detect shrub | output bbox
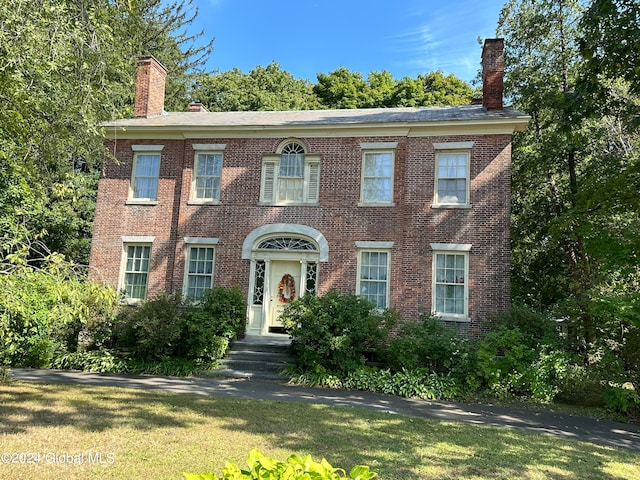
[182,286,246,360]
[0,269,118,367]
[114,292,186,361]
[476,324,572,402]
[281,290,397,375]
[602,385,640,417]
[384,314,477,386]
[183,448,376,480]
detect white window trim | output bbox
[431,243,472,322]
[356,243,392,310]
[119,240,154,305]
[359,143,397,207]
[259,149,321,206]
[190,147,225,204]
[183,239,217,299]
[433,142,473,209]
[128,145,164,204]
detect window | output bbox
[130,145,163,202]
[122,244,151,301]
[183,238,218,300]
[260,141,320,205]
[433,142,473,207]
[191,144,225,203]
[185,246,215,299]
[431,243,471,321]
[360,143,396,205]
[356,242,393,309]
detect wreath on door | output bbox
[278,274,296,303]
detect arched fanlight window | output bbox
[257,237,318,251]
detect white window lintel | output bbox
[356,241,394,249]
[360,142,398,150]
[185,237,219,245]
[122,235,155,243]
[192,144,226,151]
[430,243,472,252]
[433,141,474,150]
[132,144,164,152]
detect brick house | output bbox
[89,39,528,337]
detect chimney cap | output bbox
[137,55,168,74]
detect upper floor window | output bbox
[360,142,396,206]
[260,140,320,205]
[433,142,473,208]
[191,144,225,203]
[130,145,163,203]
[431,243,471,321]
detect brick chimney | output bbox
[188,102,209,113]
[481,38,504,111]
[134,56,167,118]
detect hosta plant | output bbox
[184,448,376,480]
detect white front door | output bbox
[268,260,301,330]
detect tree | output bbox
[0,0,213,265]
[192,62,319,111]
[499,0,640,392]
[313,67,370,109]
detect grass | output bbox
[1,382,639,480]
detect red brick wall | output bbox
[89,133,512,335]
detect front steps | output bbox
[216,335,295,381]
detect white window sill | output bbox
[358,202,396,207]
[431,204,472,210]
[257,202,319,207]
[121,298,144,306]
[187,200,221,206]
[126,200,158,206]
[434,313,470,322]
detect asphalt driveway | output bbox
[7,367,640,452]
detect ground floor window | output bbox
[431,243,471,320]
[123,244,151,301]
[185,246,215,299]
[357,249,390,309]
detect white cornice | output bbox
[102,117,528,140]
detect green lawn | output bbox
[1,382,638,479]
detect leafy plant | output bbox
[384,313,476,386]
[184,448,376,480]
[281,290,397,375]
[182,286,246,360]
[52,349,128,374]
[0,263,118,367]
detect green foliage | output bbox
[192,62,320,112]
[118,293,186,361]
[476,326,572,402]
[0,256,119,367]
[281,290,397,376]
[384,314,476,386]
[184,448,376,480]
[0,0,213,265]
[602,385,640,417]
[127,357,209,377]
[112,288,244,363]
[51,349,128,374]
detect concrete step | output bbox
[216,335,296,381]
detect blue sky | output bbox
[190,0,507,84]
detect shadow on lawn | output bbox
[0,382,635,479]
